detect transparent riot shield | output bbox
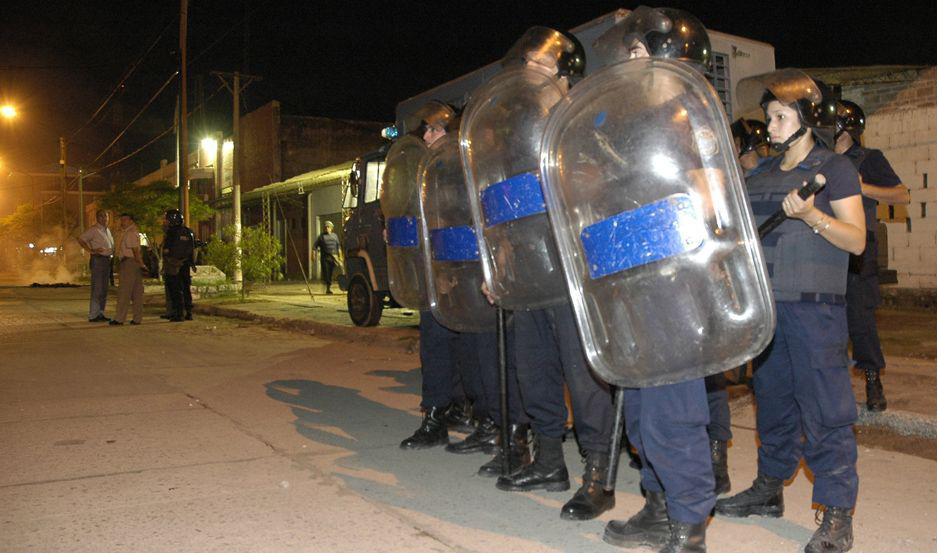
[460,66,570,310]
[540,58,775,387]
[380,135,430,310]
[420,134,497,332]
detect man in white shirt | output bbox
[110,213,146,326]
[77,210,114,322]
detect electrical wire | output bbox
[83,83,225,178]
[69,20,174,141]
[86,71,179,169]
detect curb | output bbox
[856,404,937,439]
[192,303,420,353]
[728,385,937,440]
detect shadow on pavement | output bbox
[265,378,619,550]
[367,368,422,397]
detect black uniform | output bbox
[163,225,196,320]
[843,144,901,375]
[313,231,341,291]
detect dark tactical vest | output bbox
[747,148,849,303]
[843,146,877,275]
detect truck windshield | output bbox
[364,160,386,203]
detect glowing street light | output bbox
[0,105,16,119]
[200,136,218,167]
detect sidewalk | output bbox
[192,282,937,445]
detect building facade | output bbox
[811,66,937,289]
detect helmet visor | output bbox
[736,68,823,118]
[593,6,672,67]
[502,26,576,72]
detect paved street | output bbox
[3,284,937,552]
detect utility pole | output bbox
[59,136,67,230]
[212,70,261,286]
[178,0,190,223]
[213,130,223,233]
[78,169,85,233]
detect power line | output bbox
[70,20,174,141]
[87,71,179,169]
[187,4,264,70]
[84,83,225,178]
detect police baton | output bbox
[757,175,826,238]
[605,386,626,492]
[497,307,511,476]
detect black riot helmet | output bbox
[593,6,712,73]
[410,100,457,138]
[737,69,838,152]
[165,208,184,227]
[502,26,586,78]
[836,99,866,141]
[731,119,769,154]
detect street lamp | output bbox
[0,105,16,119]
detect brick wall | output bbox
[845,71,937,288]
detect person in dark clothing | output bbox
[715,70,865,553]
[834,100,909,412]
[313,221,341,294]
[162,209,196,322]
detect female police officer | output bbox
[715,70,866,553]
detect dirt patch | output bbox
[854,425,937,463]
[193,303,419,353]
[876,309,937,361]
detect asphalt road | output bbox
[3,285,937,552]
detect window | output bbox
[709,52,731,120]
[364,160,386,203]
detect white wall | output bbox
[709,31,776,121]
[863,107,937,288]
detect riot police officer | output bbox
[581,8,721,551]
[398,102,482,450]
[834,100,908,412]
[715,70,866,553]
[162,209,196,322]
[463,27,616,521]
[731,118,769,171]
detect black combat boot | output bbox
[445,399,477,433]
[710,440,730,495]
[805,506,853,553]
[864,369,887,412]
[660,520,707,553]
[561,451,616,520]
[496,434,569,492]
[184,311,193,321]
[714,473,784,518]
[604,490,670,548]
[446,416,499,454]
[479,423,531,477]
[399,406,449,450]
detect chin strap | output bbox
[770,126,807,153]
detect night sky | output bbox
[2,0,936,183]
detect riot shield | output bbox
[381,134,430,310]
[539,58,775,387]
[420,134,497,332]
[460,65,570,310]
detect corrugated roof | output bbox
[804,65,929,85]
[240,160,354,202]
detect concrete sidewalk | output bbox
[194,282,937,443]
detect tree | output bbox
[99,180,212,250]
[0,203,42,245]
[202,224,284,300]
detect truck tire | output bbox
[347,274,383,326]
